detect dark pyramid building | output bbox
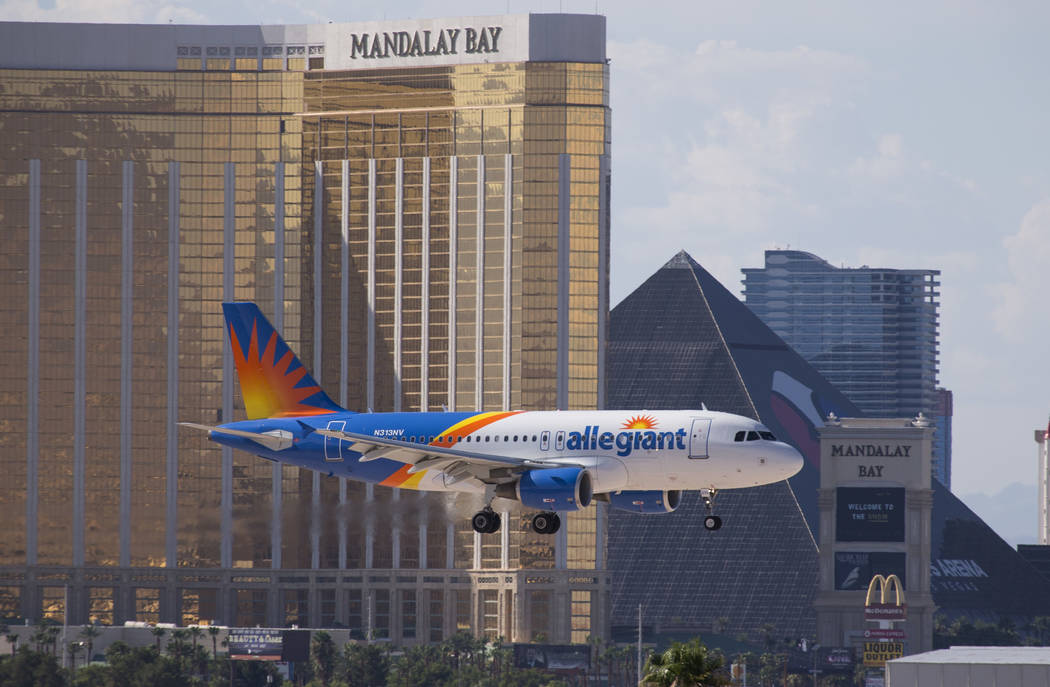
[607,250,1050,641]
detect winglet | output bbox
[222,302,343,419]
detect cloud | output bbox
[848,132,979,197]
[993,198,1050,341]
[609,39,866,301]
[0,0,206,23]
[849,133,906,181]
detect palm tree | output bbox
[68,641,83,671]
[311,630,336,687]
[189,625,203,651]
[80,625,101,663]
[642,637,729,687]
[758,623,778,653]
[151,626,166,652]
[207,625,221,657]
[43,625,60,656]
[6,633,18,655]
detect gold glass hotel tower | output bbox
[0,15,610,643]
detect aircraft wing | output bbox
[313,427,573,487]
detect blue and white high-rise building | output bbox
[742,250,949,482]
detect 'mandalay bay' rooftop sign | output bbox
[350,26,504,59]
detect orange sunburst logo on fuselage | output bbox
[622,414,658,430]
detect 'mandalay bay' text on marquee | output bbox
[350,26,503,59]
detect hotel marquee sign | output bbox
[350,26,503,60]
[830,444,912,458]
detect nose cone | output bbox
[774,442,806,480]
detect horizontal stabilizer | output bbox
[179,422,293,451]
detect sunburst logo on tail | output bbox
[622,414,658,430]
[229,320,334,419]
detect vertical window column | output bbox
[27,159,40,569]
[502,153,512,412]
[272,161,285,569]
[474,155,485,411]
[556,153,570,411]
[340,160,349,407]
[221,162,234,570]
[420,158,431,410]
[447,156,457,411]
[120,160,134,569]
[312,159,324,573]
[73,159,86,568]
[392,489,401,569]
[166,161,180,568]
[339,159,350,570]
[367,158,376,412]
[597,154,610,411]
[394,158,403,411]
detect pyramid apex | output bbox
[663,250,698,269]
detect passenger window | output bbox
[746,431,760,441]
[485,436,490,442]
[734,431,746,442]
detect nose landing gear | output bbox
[700,488,722,531]
[530,511,561,535]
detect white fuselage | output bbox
[398,409,804,495]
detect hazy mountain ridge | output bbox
[959,482,1038,548]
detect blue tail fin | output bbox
[222,302,343,419]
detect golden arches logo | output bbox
[865,574,905,607]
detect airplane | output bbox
[181,302,804,535]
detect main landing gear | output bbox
[470,508,562,535]
[471,507,501,534]
[530,511,561,535]
[700,488,722,531]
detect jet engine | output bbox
[496,467,593,511]
[606,489,682,514]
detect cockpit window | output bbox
[746,431,760,441]
[759,431,776,441]
[734,431,746,442]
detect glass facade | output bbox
[742,250,941,419]
[0,16,609,643]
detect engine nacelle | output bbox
[606,489,682,514]
[497,467,593,512]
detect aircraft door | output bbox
[688,418,711,459]
[540,431,550,451]
[555,431,565,451]
[324,419,345,462]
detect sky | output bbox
[3,0,1048,544]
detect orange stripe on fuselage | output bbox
[379,464,428,490]
[431,410,523,444]
[381,411,522,489]
[380,464,414,488]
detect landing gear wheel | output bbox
[531,511,561,535]
[471,508,501,534]
[700,488,721,531]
